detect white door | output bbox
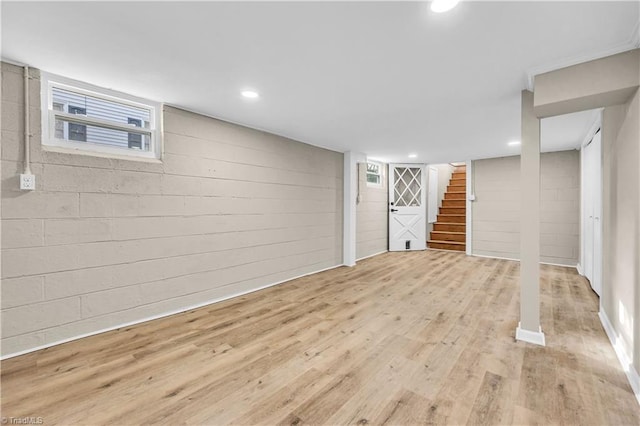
[428,166,438,224]
[591,130,603,296]
[582,129,602,296]
[583,139,594,283]
[389,164,427,251]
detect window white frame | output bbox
[41,72,162,160]
[366,161,383,187]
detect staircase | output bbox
[428,164,466,252]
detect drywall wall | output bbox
[355,163,388,260]
[602,89,640,369]
[426,163,454,237]
[472,150,579,266]
[0,63,344,356]
[534,49,640,117]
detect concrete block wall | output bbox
[356,163,388,260]
[472,150,580,265]
[0,63,344,356]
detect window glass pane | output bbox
[367,174,380,184]
[394,167,421,207]
[52,86,150,127]
[68,122,87,142]
[67,105,87,141]
[54,118,150,151]
[51,86,152,151]
[408,168,422,206]
[394,168,407,206]
[128,118,143,149]
[53,102,64,138]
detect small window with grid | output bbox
[366,162,383,187]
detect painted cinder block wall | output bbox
[471,150,580,266]
[355,162,388,260]
[0,63,344,357]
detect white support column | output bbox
[343,151,366,267]
[516,90,546,346]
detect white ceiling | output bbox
[2,1,638,164]
[541,109,600,153]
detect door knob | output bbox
[390,209,398,212]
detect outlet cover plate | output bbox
[20,174,36,191]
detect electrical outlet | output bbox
[20,174,36,191]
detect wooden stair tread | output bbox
[428,240,465,246]
[431,166,468,250]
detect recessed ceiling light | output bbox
[241,90,259,99]
[408,153,418,158]
[431,0,460,13]
[508,141,521,146]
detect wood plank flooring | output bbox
[2,251,639,425]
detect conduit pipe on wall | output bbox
[23,65,31,174]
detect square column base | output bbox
[516,322,546,346]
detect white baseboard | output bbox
[471,253,577,269]
[1,263,343,360]
[599,309,640,404]
[515,322,546,346]
[356,250,388,262]
[576,262,584,276]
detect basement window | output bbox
[41,73,161,160]
[366,161,383,187]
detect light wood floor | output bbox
[2,251,639,425]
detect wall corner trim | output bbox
[599,309,640,405]
[343,151,367,267]
[515,322,546,346]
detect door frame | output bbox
[579,111,603,297]
[388,163,427,251]
[427,166,439,224]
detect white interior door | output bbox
[428,166,438,224]
[389,164,427,251]
[582,129,602,296]
[583,140,594,283]
[591,130,603,296]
